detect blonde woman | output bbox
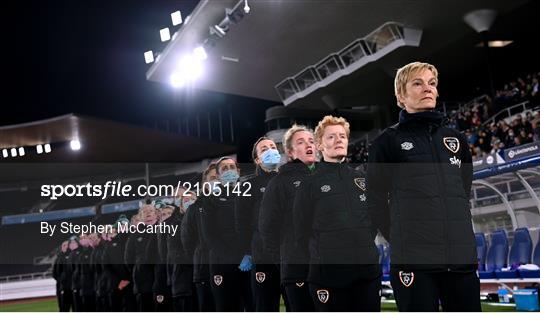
[367,62,478,311]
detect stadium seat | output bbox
[495,228,533,278]
[519,235,540,278]
[475,232,488,271]
[479,230,509,279]
[381,245,390,281]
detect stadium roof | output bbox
[146,0,533,109]
[0,114,236,163]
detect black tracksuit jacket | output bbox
[102,233,130,293]
[235,169,278,267]
[367,110,476,272]
[259,159,313,284]
[69,249,82,292]
[124,231,158,294]
[159,210,193,297]
[200,191,242,266]
[181,197,211,283]
[293,160,380,288]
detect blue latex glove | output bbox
[239,255,253,272]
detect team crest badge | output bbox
[401,142,414,150]
[443,137,460,153]
[354,178,366,191]
[293,180,301,187]
[399,271,414,287]
[255,272,266,283]
[214,275,223,286]
[156,295,164,303]
[295,282,304,287]
[317,289,330,303]
[321,185,331,192]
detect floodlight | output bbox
[171,11,182,26]
[160,28,171,42]
[70,140,81,151]
[144,51,154,64]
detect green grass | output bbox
[0,298,517,312]
[0,299,58,312]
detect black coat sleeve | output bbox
[292,179,314,255]
[234,187,256,255]
[199,199,234,255]
[459,132,473,197]
[366,131,394,240]
[181,205,198,261]
[124,234,135,272]
[258,178,283,261]
[52,252,61,281]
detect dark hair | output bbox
[202,163,217,183]
[215,157,238,174]
[251,137,277,176]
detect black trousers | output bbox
[81,294,96,312]
[195,281,215,312]
[95,295,108,312]
[209,264,253,312]
[251,265,281,312]
[108,289,123,312]
[283,281,315,312]
[309,276,381,312]
[172,295,193,311]
[71,289,83,312]
[136,292,154,312]
[123,285,137,312]
[58,289,73,312]
[390,269,481,312]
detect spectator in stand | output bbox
[533,120,540,142]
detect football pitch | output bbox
[0,298,517,312]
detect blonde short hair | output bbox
[394,62,438,109]
[314,115,350,144]
[282,124,313,160]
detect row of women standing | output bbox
[53,61,481,312]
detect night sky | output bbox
[3,0,278,161]
[3,1,539,161]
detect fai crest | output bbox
[255,272,266,283]
[443,137,460,153]
[399,271,414,287]
[354,178,366,191]
[213,275,223,286]
[317,289,330,304]
[156,295,164,303]
[295,282,304,287]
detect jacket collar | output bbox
[399,109,443,126]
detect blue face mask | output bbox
[174,198,181,207]
[208,180,221,193]
[260,148,281,170]
[220,170,239,185]
[183,199,195,210]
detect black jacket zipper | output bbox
[428,124,450,271]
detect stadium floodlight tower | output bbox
[463,9,497,99]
